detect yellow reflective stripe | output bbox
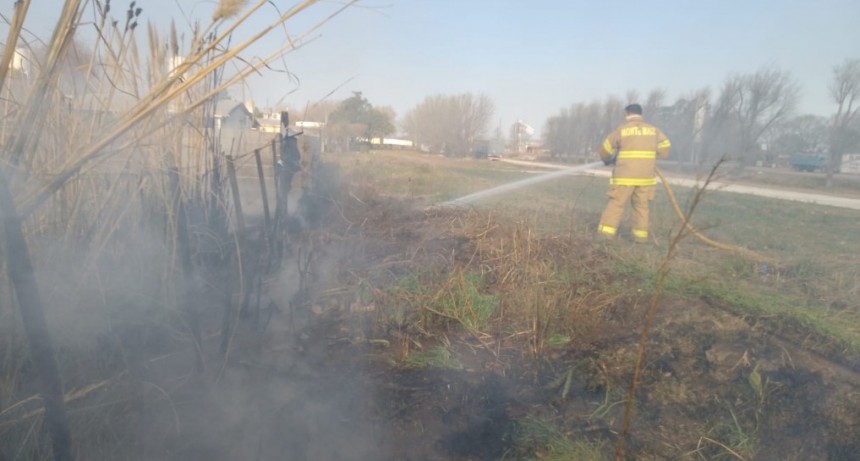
[602,139,613,153]
[598,225,617,235]
[610,177,658,186]
[657,139,671,148]
[617,150,656,159]
[632,229,648,239]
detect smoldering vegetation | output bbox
[0,2,367,460]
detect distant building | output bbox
[256,112,282,133]
[214,99,257,131]
[843,153,860,175]
[370,137,413,149]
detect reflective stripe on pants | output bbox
[598,185,656,238]
[598,224,617,236]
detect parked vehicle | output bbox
[789,153,827,172]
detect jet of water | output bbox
[439,161,605,207]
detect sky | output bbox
[6,0,860,136]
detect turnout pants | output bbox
[597,185,656,241]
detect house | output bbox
[215,99,257,131]
[256,112,283,134]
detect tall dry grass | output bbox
[0,1,357,459]
[345,202,622,363]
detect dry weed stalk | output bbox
[613,162,724,461]
[0,0,30,95]
[467,217,617,357]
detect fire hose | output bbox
[655,167,778,266]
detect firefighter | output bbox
[596,104,671,242]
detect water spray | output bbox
[438,161,605,207]
[435,160,776,265]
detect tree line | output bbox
[311,59,859,183]
[544,60,860,184]
[318,91,495,156]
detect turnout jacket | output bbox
[598,114,671,186]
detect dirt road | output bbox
[500,159,860,211]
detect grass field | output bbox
[332,150,860,349]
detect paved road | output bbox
[499,159,860,211]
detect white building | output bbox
[842,153,860,175]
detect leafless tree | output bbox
[402,93,494,156]
[643,88,666,118]
[767,114,829,160]
[619,88,665,117]
[654,89,710,166]
[709,66,798,170]
[544,93,671,163]
[543,100,602,162]
[601,95,625,136]
[455,93,494,155]
[827,58,860,186]
[625,89,640,106]
[402,94,457,152]
[301,99,338,122]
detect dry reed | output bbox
[0,1,360,458]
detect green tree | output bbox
[329,91,394,141]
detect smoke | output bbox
[0,162,392,460]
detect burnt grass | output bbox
[285,191,860,461]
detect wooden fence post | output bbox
[271,139,279,200]
[254,148,271,233]
[167,164,203,371]
[225,155,245,233]
[220,155,245,358]
[0,168,74,461]
[271,138,284,264]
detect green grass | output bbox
[436,272,498,331]
[514,417,608,461]
[608,256,860,361]
[337,150,532,201]
[401,344,464,370]
[677,277,860,356]
[379,270,498,333]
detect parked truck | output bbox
[789,153,828,172]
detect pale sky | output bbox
[6,1,860,135]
